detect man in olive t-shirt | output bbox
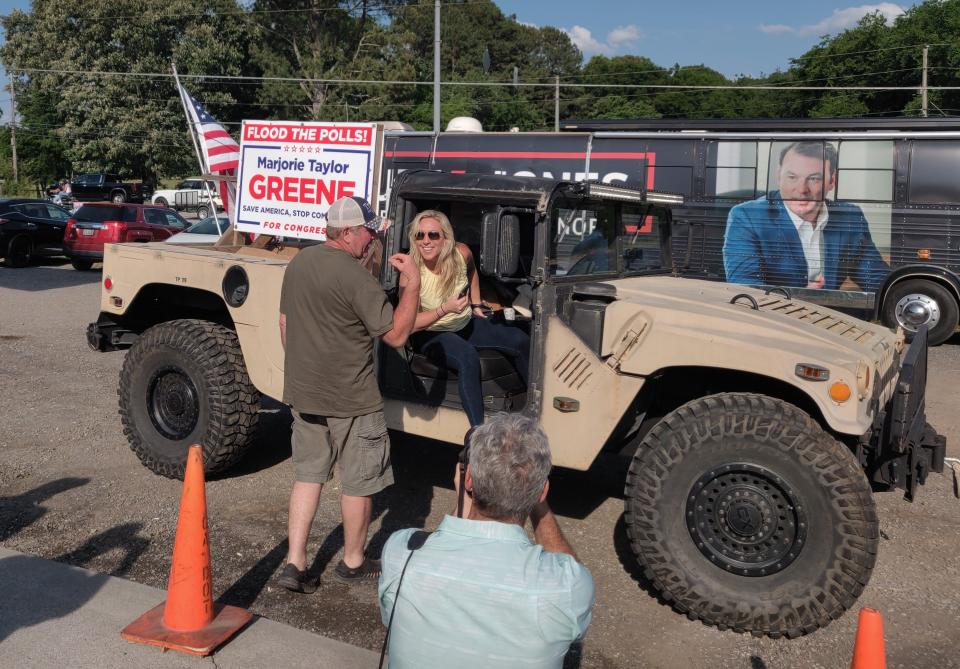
[277,196,421,592]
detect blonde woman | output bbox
[399,210,530,426]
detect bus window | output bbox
[648,166,693,197]
[706,141,758,199]
[909,141,960,204]
[767,140,837,203]
[551,205,614,277]
[836,141,894,202]
[620,209,665,272]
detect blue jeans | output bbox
[411,316,530,426]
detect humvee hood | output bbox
[605,276,898,369]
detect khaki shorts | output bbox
[290,409,394,496]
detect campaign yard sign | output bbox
[235,121,379,240]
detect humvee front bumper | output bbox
[865,325,946,501]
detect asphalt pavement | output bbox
[2,260,959,669]
[0,546,378,669]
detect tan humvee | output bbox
[88,170,945,638]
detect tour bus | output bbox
[380,117,960,345]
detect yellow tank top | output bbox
[419,251,471,332]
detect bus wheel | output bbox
[882,279,959,346]
[624,393,878,638]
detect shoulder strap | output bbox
[407,529,431,551]
[379,530,432,669]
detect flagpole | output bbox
[172,62,224,233]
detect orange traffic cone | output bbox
[121,445,252,656]
[850,607,887,669]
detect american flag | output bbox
[177,84,239,217]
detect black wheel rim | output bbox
[147,366,200,440]
[686,463,807,577]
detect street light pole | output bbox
[433,0,441,133]
[9,77,18,184]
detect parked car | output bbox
[152,178,222,218]
[0,199,72,268]
[63,203,189,270]
[71,173,152,204]
[165,215,230,244]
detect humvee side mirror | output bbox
[481,210,520,278]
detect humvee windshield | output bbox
[549,198,670,277]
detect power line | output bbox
[12,66,960,91]
[4,1,492,23]
[788,41,958,62]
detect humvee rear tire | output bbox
[624,393,878,638]
[118,319,260,479]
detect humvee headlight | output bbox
[795,363,829,381]
[829,381,852,403]
[856,363,871,396]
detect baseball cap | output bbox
[326,196,383,233]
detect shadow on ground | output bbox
[0,521,150,643]
[0,264,101,292]
[0,477,90,541]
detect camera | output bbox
[456,427,476,517]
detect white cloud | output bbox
[564,24,643,55]
[759,23,795,35]
[758,3,905,37]
[608,24,643,46]
[565,25,610,54]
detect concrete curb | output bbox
[0,547,378,668]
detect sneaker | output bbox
[334,557,381,583]
[276,563,319,594]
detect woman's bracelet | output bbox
[436,306,445,318]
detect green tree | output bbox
[249,1,418,122]
[386,0,581,130]
[1,0,257,182]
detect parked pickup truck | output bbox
[71,173,152,204]
[151,177,222,218]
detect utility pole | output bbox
[921,44,929,118]
[433,0,441,133]
[554,76,560,132]
[9,77,18,183]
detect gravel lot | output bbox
[1,259,958,669]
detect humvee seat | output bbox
[407,346,527,412]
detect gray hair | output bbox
[325,224,363,241]
[468,413,552,523]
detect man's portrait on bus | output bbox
[722,141,889,293]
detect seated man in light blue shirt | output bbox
[378,414,595,669]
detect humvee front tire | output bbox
[624,393,877,638]
[118,319,260,479]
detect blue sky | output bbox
[496,1,912,77]
[0,0,918,123]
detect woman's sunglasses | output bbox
[415,231,443,241]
